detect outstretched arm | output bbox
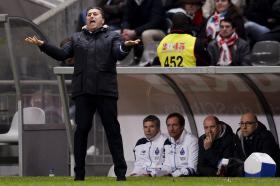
[113,35,141,60]
[124,39,141,46]
[25,35,73,61]
[25,36,44,46]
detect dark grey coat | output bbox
[40,27,130,98]
[207,38,251,66]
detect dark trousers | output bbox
[74,94,127,178]
[133,41,144,59]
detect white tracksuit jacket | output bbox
[131,132,167,176]
[156,129,198,177]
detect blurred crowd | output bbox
[73,0,280,67]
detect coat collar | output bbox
[169,129,187,145]
[82,25,108,35]
[147,132,162,142]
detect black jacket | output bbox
[122,0,167,35]
[236,122,280,176]
[198,122,237,176]
[244,0,276,28]
[40,27,130,98]
[99,0,126,27]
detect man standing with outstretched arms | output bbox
[25,7,140,181]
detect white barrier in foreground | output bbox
[244,152,276,177]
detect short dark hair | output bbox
[221,17,236,28]
[86,7,105,19]
[143,115,160,129]
[166,112,185,127]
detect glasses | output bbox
[239,121,257,126]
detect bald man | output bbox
[237,112,280,176]
[197,115,236,176]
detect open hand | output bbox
[124,39,141,46]
[24,36,44,46]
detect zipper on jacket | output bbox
[173,143,177,171]
[148,141,152,168]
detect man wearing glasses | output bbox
[237,112,280,176]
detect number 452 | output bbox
[164,56,183,67]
